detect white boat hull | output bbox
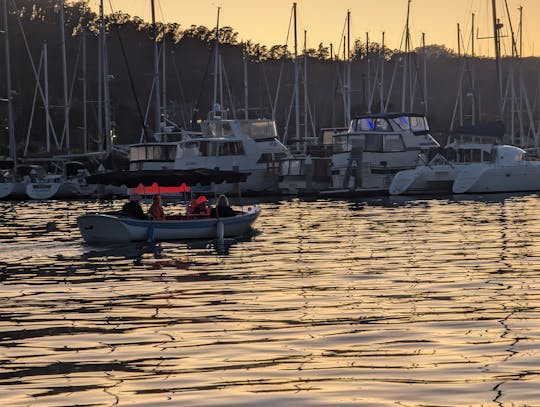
[0,182,28,199]
[453,164,540,193]
[26,181,81,200]
[77,206,261,243]
[389,165,458,195]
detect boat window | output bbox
[129,145,176,161]
[181,141,201,157]
[333,134,350,153]
[409,116,428,131]
[218,141,245,156]
[240,120,278,140]
[393,115,428,132]
[457,148,482,163]
[375,119,391,131]
[356,118,376,131]
[471,149,482,162]
[365,134,384,152]
[181,141,214,157]
[204,122,234,137]
[257,153,274,163]
[384,134,405,152]
[130,146,143,161]
[354,118,391,131]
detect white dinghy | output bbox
[77,169,261,243]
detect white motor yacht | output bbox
[129,106,291,195]
[323,112,440,196]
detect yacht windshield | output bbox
[239,120,278,140]
[393,115,429,132]
[350,118,392,132]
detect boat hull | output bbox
[389,165,458,195]
[0,182,28,199]
[26,181,80,200]
[453,164,540,193]
[77,207,261,243]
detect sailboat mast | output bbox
[491,0,503,119]
[99,0,111,153]
[422,32,427,114]
[59,0,70,151]
[151,0,161,133]
[293,2,300,152]
[44,41,51,152]
[303,30,308,154]
[162,36,167,123]
[380,31,385,113]
[401,0,411,112]
[243,44,248,119]
[213,7,221,110]
[346,9,351,124]
[82,31,87,153]
[2,0,15,163]
[97,0,103,147]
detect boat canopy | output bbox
[86,169,250,188]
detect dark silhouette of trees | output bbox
[2,0,540,158]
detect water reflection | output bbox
[1,195,540,406]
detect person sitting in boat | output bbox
[189,195,211,217]
[211,194,236,218]
[148,194,165,220]
[122,199,145,219]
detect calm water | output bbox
[1,194,540,406]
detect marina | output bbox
[1,194,540,405]
[3,0,540,405]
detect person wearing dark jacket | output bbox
[122,199,145,219]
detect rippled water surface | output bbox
[1,194,540,406]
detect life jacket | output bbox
[149,203,165,220]
[189,199,210,216]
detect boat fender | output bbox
[216,220,224,242]
[147,223,155,243]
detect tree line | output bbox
[2,0,540,157]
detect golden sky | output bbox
[90,0,540,56]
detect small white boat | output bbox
[26,161,96,200]
[26,174,81,199]
[452,145,540,193]
[78,205,261,243]
[79,168,260,243]
[0,165,47,199]
[389,141,540,195]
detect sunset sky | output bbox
[88,0,540,57]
